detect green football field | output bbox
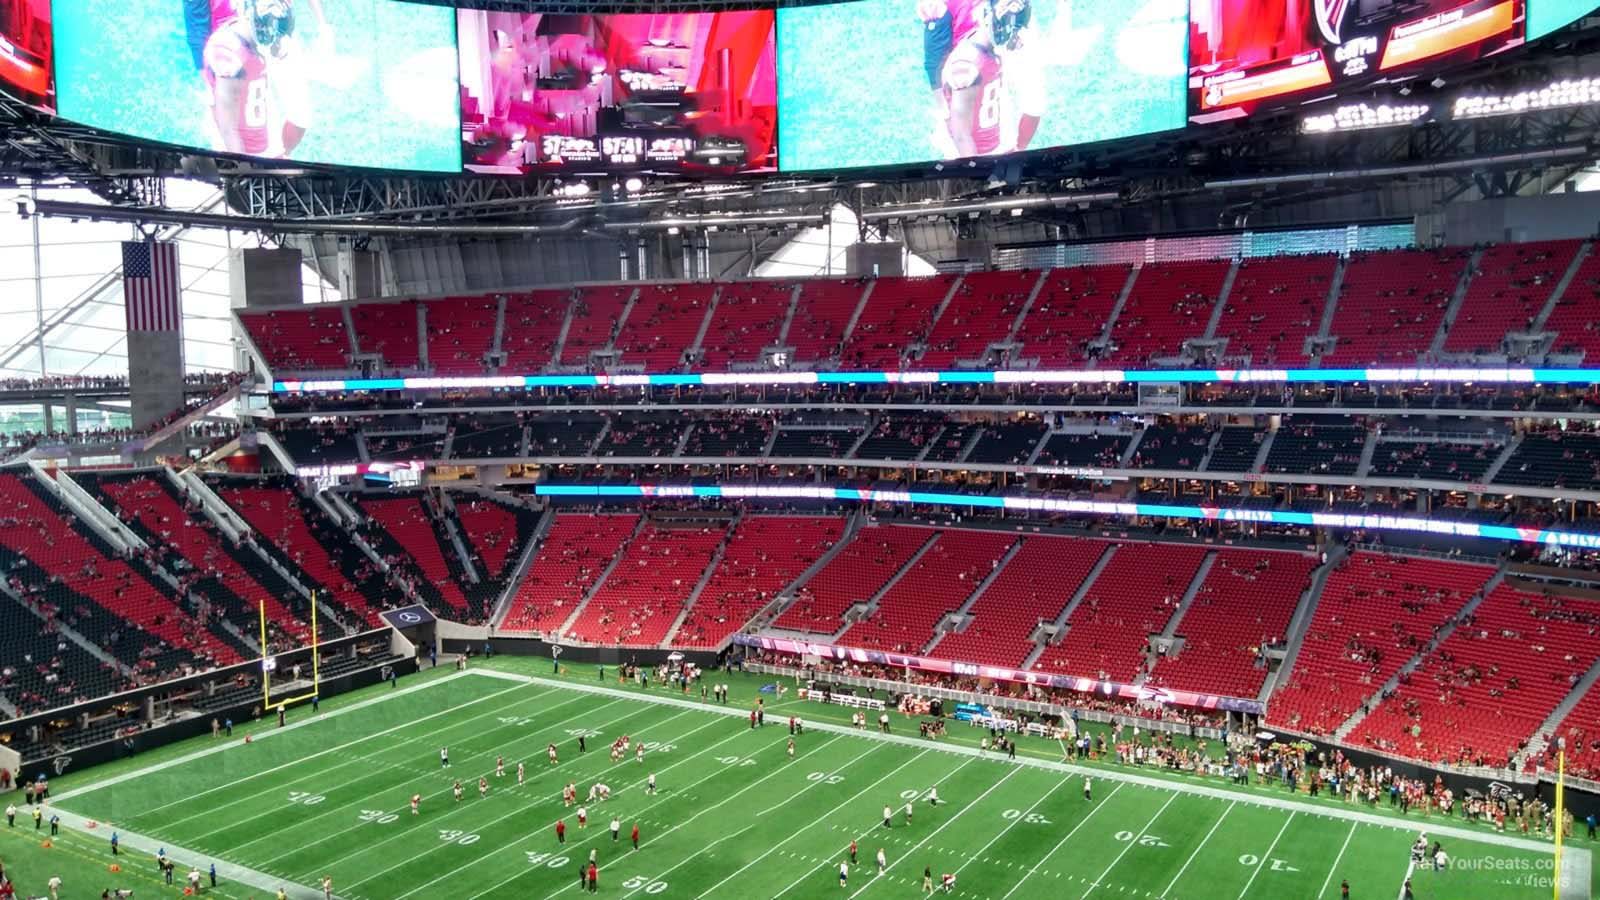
[4,659,1590,899]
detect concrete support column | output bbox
[337,248,381,301]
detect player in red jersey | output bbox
[931,0,1043,158]
[202,0,324,157]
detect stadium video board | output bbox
[458,10,777,174]
[0,0,52,112]
[1190,0,1527,123]
[1529,0,1600,38]
[51,0,461,172]
[775,0,1188,171]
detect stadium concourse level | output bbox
[238,237,1600,378]
[261,409,1600,494]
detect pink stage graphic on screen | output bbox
[458,10,776,173]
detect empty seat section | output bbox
[839,275,956,369]
[966,419,1046,465]
[1203,425,1265,471]
[1013,264,1129,366]
[238,307,351,371]
[787,279,866,364]
[839,531,1015,653]
[449,417,525,459]
[1323,249,1467,365]
[599,413,685,456]
[0,591,127,713]
[209,480,382,626]
[1033,543,1209,682]
[0,472,241,669]
[1370,440,1499,482]
[1213,255,1333,365]
[565,523,726,646]
[425,296,498,375]
[1265,552,1494,736]
[1545,674,1600,781]
[918,270,1037,368]
[351,301,421,369]
[674,516,844,648]
[930,536,1106,668]
[358,496,475,620]
[92,474,310,645]
[1129,423,1213,469]
[615,283,715,370]
[1033,431,1129,467]
[1444,240,1579,353]
[1546,247,1600,360]
[560,286,633,365]
[1105,261,1229,364]
[499,515,638,633]
[1494,430,1600,491]
[853,415,946,460]
[501,289,572,371]
[1147,549,1315,699]
[1263,423,1367,475]
[684,414,773,456]
[698,281,793,368]
[774,526,930,633]
[452,496,539,582]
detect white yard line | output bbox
[1163,799,1236,898]
[1396,858,1417,900]
[466,670,1582,863]
[54,670,476,803]
[156,685,572,836]
[604,739,882,900]
[947,774,1070,882]
[227,693,605,858]
[328,704,703,888]
[995,782,1125,900]
[456,726,807,900]
[1081,790,1179,899]
[692,749,943,899]
[1316,822,1358,899]
[845,763,1025,899]
[1236,811,1294,899]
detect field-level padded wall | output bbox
[441,636,720,671]
[6,628,416,784]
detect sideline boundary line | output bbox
[469,668,1591,865]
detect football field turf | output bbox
[16,660,1592,899]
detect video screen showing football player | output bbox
[920,0,1047,159]
[202,0,328,157]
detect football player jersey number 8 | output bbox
[245,81,270,129]
[977,81,1002,130]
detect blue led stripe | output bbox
[269,365,1600,394]
[532,482,1600,550]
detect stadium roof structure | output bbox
[0,15,1597,243]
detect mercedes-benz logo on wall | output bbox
[398,611,423,624]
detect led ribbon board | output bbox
[535,483,1600,551]
[272,366,1600,393]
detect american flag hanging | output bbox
[122,240,182,333]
